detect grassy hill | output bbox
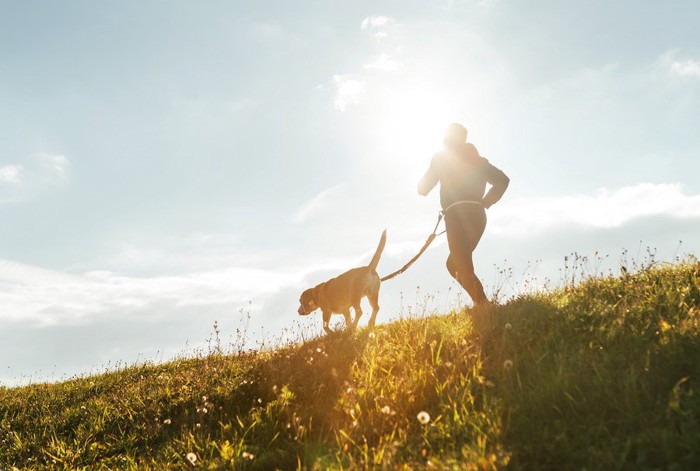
[1,260,700,469]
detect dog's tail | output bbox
[368,229,387,272]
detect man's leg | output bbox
[445,209,488,306]
[446,251,488,305]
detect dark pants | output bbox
[444,206,488,305]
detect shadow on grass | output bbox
[220,329,371,469]
[480,264,700,469]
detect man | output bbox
[418,123,509,307]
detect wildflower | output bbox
[503,359,513,370]
[369,331,376,339]
[417,411,431,425]
[504,322,512,330]
[202,407,208,414]
[163,418,172,425]
[381,405,392,415]
[242,451,255,460]
[186,452,197,465]
[195,423,201,429]
[316,347,322,353]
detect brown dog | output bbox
[298,230,387,334]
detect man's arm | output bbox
[417,155,439,196]
[481,160,510,208]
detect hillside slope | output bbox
[1,261,700,469]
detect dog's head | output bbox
[298,287,319,316]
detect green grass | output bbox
[2,260,700,469]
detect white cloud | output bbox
[655,50,700,79]
[361,15,396,30]
[0,153,69,203]
[489,183,700,237]
[670,59,700,78]
[330,16,404,110]
[291,184,346,222]
[35,152,70,179]
[0,164,23,184]
[332,75,366,111]
[364,53,401,72]
[360,15,399,39]
[0,258,301,326]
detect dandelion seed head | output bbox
[417,411,431,424]
[505,323,512,330]
[504,359,514,369]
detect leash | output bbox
[380,200,483,282]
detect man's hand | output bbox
[417,182,430,196]
[417,155,439,196]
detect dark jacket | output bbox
[418,142,509,210]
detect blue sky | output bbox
[1,0,699,385]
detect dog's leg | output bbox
[351,304,363,330]
[342,310,353,331]
[368,293,380,328]
[322,310,333,335]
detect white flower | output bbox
[163,418,172,425]
[503,359,514,369]
[186,452,197,465]
[380,405,393,415]
[417,411,430,425]
[242,451,255,460]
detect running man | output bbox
[418,123,509,307]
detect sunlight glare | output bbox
[369,85,454,183]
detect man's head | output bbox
[443,123,467,149]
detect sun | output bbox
[365,84,456,183]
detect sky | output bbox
[1,0,699,386]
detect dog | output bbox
[298,230,387,335]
